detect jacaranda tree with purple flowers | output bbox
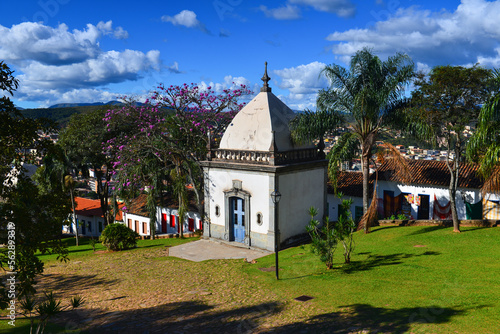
[104,83,252,238]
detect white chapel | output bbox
[202,63,327,251]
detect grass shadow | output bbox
[264,303,474,334]
[407,225,449,236]
[460,226,491,232]
[341,251,440,274]
[368,226,400,233]
[36,274,120,295]
[52,300,283,333]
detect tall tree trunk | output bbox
[361,151,370,219]
[70,188,79,246]
[186,169,204,232]
[446,139,461,233]
[450,147,461,232]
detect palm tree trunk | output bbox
[362,152,370,218]
[450,149,461,232]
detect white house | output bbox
[63,197,122,237]
[122,193,202,237]
[327,159,499,222]
[202,64,328,251]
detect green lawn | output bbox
[2,226,499,333]
[36,235,199,262]
[246,225,500,333]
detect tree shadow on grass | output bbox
[407,225,449,235]
[341,251,440,274]
[53,300,283,334]
[368,225,400,233]
[36,273,120,295]
[264,303,475,334]
[460,226,491,233]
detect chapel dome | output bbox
[219,63,313,152]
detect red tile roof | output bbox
[330,159,483,196]
[74,197,124,221]
[328,171,373,197]
[376,159,482,189]
[125,192,199,217]
[74,197,103,217]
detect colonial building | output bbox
[202,64,328,251]
[122,193,202,237]
[63,197,124,237]
[327,159,500,222]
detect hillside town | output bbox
[2,1,500,332]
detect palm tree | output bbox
[467,69,500,196]
[318,48,414,230]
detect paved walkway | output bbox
[168,239,272,262]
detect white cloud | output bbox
[0,21,130,66]
[290,0,356,17]
[273,61,328,95]
[260,0,355,19]
[167,61,182,74]
[326,0,500,67]
[15,49,160,91]
[272,61,328,110]
[162,10,208,33]
[16,87,119,108]
[0,21,161,107]
[259,4,302,20]
[198,75,254,95]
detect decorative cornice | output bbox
[212,147,322,166]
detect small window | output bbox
[98,222,103,232]
[88,222,92,232]
[256,212,263,226]
[215,205,220,217]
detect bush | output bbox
[306,207,337,269]
[334,197,356,264]
[99,223,139,251]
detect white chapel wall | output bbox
[277,166,326,242]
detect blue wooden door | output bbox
[231,197,245,243]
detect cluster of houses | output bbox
[62,68,500,251]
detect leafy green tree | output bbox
[59,108,128,226]
[467,69,500,196]
[0,62,71,303]
[317,48,414,229]
[406,65,493,232]
[104,84,251,238]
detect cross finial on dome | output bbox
[261,61,271,92]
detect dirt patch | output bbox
[36,245,312,333]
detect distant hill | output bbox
[48,100,123,108]
[20,104,118,128]
[20,102,170,129]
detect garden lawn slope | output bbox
[2,227,498,333]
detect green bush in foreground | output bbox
[99,223,139,251]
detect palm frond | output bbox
[327,132,359,193]
[481,166,500,196]
[377,142,411,183]
[358,177,379,233]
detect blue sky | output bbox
[2,0,500,109]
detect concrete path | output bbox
[168,239,272,262]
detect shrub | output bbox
[306,207,337,269]
[334,197,356,264]
[99,223,139,251]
